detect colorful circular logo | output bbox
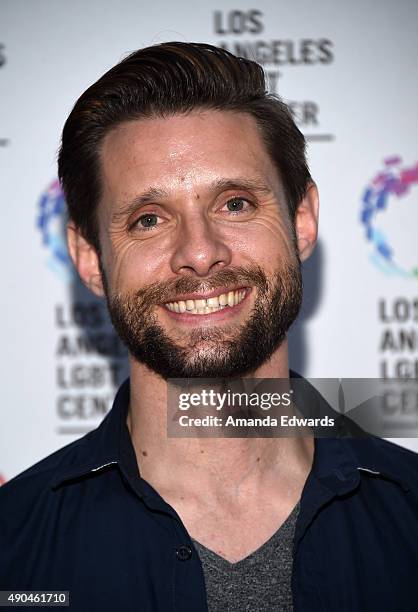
[360,156,418,278]
[36,179,73,281]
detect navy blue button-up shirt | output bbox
[1,378,418,611]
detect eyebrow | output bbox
[112,187,169,221]
[111,177,273,222]
[211,178,273,196]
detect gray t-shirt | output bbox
[192,502,300,612]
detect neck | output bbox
[127,339,314,500]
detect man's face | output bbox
[94,110,304,379]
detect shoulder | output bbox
[343,436,418,489]
[0,385,125,538]
[0,433,92,508]
[0,431,107,574]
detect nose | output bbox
[170,215,232,277]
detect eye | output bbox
[222,197,255,214]
[134,213,160,231]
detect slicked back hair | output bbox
[58,41,311,252]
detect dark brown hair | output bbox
[58,41,311,252]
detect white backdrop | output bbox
[1,0,417,482]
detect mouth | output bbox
[163,287,249,316]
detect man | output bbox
[1,42,418,611]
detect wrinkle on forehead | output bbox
[102,110,263,168]
[99,110,287,219]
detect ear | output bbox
[67,223,105,297]
[295,182,319,262]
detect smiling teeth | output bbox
[165,290,246,314]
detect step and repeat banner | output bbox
[1,0,417,481]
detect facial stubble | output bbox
[103,261,303,380]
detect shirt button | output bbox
[176,545,193,561]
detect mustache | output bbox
[122,265,270,305]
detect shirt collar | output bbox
[50,378,136,489]
[50,376,410,494]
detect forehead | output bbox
[99,110,284,204]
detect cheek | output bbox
[103,235,169,292]
[226,217,296,268]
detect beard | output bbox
[103,260,302,380]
